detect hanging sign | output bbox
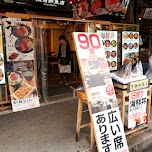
[122,31,139,65]
[0,0,26,4]
[4,20,34,62]
[73,0,130,19]
[97,30,117,71]
[29,0,68,11]
[128,89,147,129]
[73,32,128,152]
[0,25,5,84]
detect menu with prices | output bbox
[73,32,128,152]
[0,25,5,84]
[4,20,34,62]
[8,70,40,112]
[122,31,139,65]
[128,89,147,129]
[97,30,117,71]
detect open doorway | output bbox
[33,19,86,102]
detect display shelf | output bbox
[114,81,151,136]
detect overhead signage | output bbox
[29,0,68,10]
[73,0,130,19]
[0,0,26,4]
[73,32,128,152]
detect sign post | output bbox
[73,32,128,152]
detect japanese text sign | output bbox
[128,89,147,129]
[97,30,118,71]
[73,32,128,152]
[128,79,149,92]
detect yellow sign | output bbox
[128,79,149,92]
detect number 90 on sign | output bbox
[78,34,101,49]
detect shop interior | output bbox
[33,19,87,102]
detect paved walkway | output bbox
[0,100,90,152]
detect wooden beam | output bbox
[5,12,32,19]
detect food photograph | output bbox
[8,71,37,100]
[4,20,34,61]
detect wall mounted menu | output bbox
[97,30,117,71]
[0,25,5,84]
[73,32,128,152]
[4,20,34,62]
[122,31,139,65]
[8,66,40,112]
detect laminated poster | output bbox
[97,30,117,71]
[122,31,139,65]
[8,63,40,112]
[4,20,34,62]
[128,89,147,129]
[73,32,128,152]
[0,25,5,84]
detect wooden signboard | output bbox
[73,32,128,152]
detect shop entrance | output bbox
[34,19,85,102]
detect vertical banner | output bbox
[122,31,139,65]
[73,32,128,152]
[128,89,147,129]
[97,30,117,71]
[7,63,40,112]
[0,25,5,84]
[4,20,34,62]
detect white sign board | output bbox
[97,30,118,71]
[73,32,128,152]
[122,31,139,65]
[128,89,147,129]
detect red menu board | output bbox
[73,32,128,152]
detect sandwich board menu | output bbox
[73,32,128,152]
[0,25,5,84]
[122,31,139,65]
[97,30,118,71]
[4,20,34,62]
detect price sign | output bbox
[73,32,129,152]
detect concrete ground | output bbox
[0,99,91,152]
[0,98,152,152]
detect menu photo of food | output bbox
[4,20,34,62]
[122,31,139,65]
[123,52,139,65]
[97,30,118,71]
[8,71,40,112]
